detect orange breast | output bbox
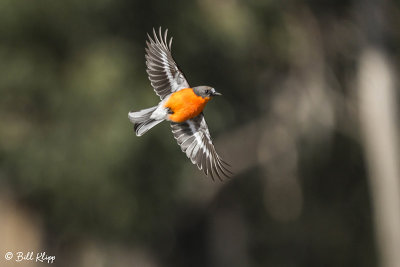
[164,88,210,123]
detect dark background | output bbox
[1,0,400,266]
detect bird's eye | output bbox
[205,89,210,94]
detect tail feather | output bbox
[128,106,163,136]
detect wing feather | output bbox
[170,114,231,180]
[145,27,189,99]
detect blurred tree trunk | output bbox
[357,1,400,266]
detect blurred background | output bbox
[1,0,400,266]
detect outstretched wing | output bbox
[171,114,232,181]
[145,27,190,100]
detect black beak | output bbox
[212,90,222,96]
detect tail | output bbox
[128,106,164,136]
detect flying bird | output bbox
[128,28,231,180]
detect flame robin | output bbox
[128,28,231,180]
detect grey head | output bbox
[193,86,222,98]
